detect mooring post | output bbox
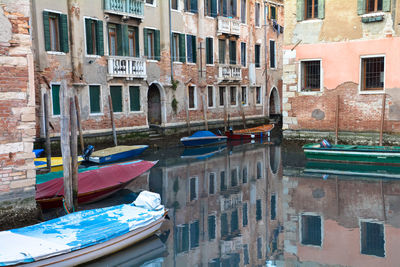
[74,95,84,153]
[379,93,386,146]
[224,89,227,132]
[108,95,118,147]
[202,94,208,131]
[335,95,339,145]
[43,93,51,172]
[70,97,78,210]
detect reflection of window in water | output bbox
[231,167,238,186]
[256,199,262,221]
[231,209,239,233]
[257,237,262,259]
[269,145,280,174]
[242,166,248,183]
[220,171,226,191]
[208,215,216,240]
[175,224,189,254]
[256,161,262,179]
[189,177,198,201]
[361,221,385,257]
[209,258,220,267]
[190,220,199,249]
[209,173,216,195]
[271,194,276,220]
[301,214,322,246]
[242,202,248,226]
[221,253,240,267]
[243,244,249,265]
[221,213,228,237]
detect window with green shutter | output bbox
[206,37,213,65]
[255,44,260,68]
[172,33,185,62]
[85,19,104,56]
[297,0,325,21]
[218,39,226,64]
[43,11,69,53]
[89,85,101,114]
[185,0,198,13]
[240,42,246,67]
[205,0,218,17]
[51,84,61,116]
[129,86,141,111]
[110,86,123,112]
[144,28,160,60]
[186,35,197,63]
[358,0,390,16]
[270,40,276,68]
[229,40,236,65]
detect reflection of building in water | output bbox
[149,143,283,266]
[282,171,400,267]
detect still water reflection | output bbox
[83,139,400,267]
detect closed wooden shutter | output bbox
[211,0,217,17]
[143,28,148,57]
[96,20,104,56]
[89,85,101,113]
[110,86,123,112]
[129,86,140,111]
[229,40,236,64]
[122,24,129,56]
[318,0,325,19]
[206,38,213,64]
[154,29,160,60]
[191,0,198,13]
[43,11,51,51]
[179,33,186,63]
[59,14,69,53]
[85,19,93,55]
[116,24,123,56]
[187,35,192,62]
[192,35,197,63]
[52,85,61,116]
[383,0,391,12]
[134,26,139,57]
[232,0,237,16]
[296,0,305,21]
[357,0,365,15]
[223,0,228,16]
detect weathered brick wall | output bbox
[0,0,37,226]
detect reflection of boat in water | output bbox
[181,144,227,160]
[83,235,166,267]
[304,161,400,179]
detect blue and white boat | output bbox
[85,145,149,164]
[180,131,227,147]
[0,191,166,267]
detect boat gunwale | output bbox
[303,143,400,153]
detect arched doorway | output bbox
[148,84,161,125]
[269,87,281,116]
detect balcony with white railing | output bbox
[218,64,242,81]
[217,16,241,36]
[107,56,146,79]
[104,0,144,19]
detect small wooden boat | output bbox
[304,161,400,179]
[303,143,400,165]
[36,160,157,209]
[0,191,167,267]
[87,145,148,164]
[34,156,84,172]
[225,124,274,140]
[180,131,227,147]
[181,144,227,160]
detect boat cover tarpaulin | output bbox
[36,160,157,200]
[189,131,217,138]
[0,191,165,266]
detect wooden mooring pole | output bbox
[74,95,84,153]
[202,94,208,131]
[43,93,51,172]
[335,95,339,145]
[70,97,78,209]
[379,94,386,146]
[108,95,118,147]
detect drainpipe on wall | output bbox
[169,0,174,82]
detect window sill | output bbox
[188,108,197,111]
[299,90,322,95]
[47,51,66,55]
[184,11,198,15]
[208,106,216,109]
[129,110,143,114]
[187,62,197,65]
[86,54,102,58]
[299,18,323,23]
[173,61,183,64]
[359,89,385,95]
[206,64,215,67]
[90,112,104,116]
[146,59,159,63]
[361,12,385,23]
[145,4,156,7]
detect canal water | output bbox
[73,137,400,267]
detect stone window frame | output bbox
[207,85,216,109]
[206,36,215,66]
[298,58,324,95]
[229,86,238,107]
[83,16,103,58]
[241,86,249,106]
[255,1,261,27]
[188,176,199,202]
[188,85,198,110]
[145,0,156,7]
[43,9,68,55]
[255,86,263,106]
[299,212,324,248]
[359,54,386,95]
[88,84,103,116]
[269,39,276,69]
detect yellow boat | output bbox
[34,156,84,172]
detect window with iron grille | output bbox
[305,0,319,19]
[301,214,322,246]
[301,60,321,91]
[361,221,385,257]
[361,57,384,91]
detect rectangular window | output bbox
[205,0,217,17]
[256,161,262,179]
[256,199,262,220]
[241,0,246,23]
[208,215,216,240]
[257,237,262,259]
[189,177,198,201]
[255,2,260,26]
[361,221,385,257]
[209,173,216,194]
[301,60,321,91]
[218,39,226,64]
[190,221,199,248]
[367,0,384,12]
[240,42,246,67]
[110,86,123,112]
[175,224,189,253]
[206,37,213,65]
[219,86,226,106]
[171,0,178,10]
[230,86,237,106]
[270,40,276,68]
[172,33,179,62]
[208,86,214,107]
[188,86,196,109]
[184,0,198,13]
[242,166,248,183]
[361,57,384,91]
[129,86,140,111]
[221,213,228,237]
[89,85,101,114]
[144,28,160,60]
[51,84,60,116]
[43,11,69,53]
[255,44,261,68]
[241,86,248,106]
[219,0,237,17]
[271,194,276,220]
[231,209,239,233]
[85,18,104,56]
[243,244,249,264]
[301,214,322,246]
[270,5,277,19]
[128,26,139,57]
[186,35,197,63]
[146,0,154,4]
[220,170,226,191]
[229,40,236,65]
[256,86,262,104]
[305,0,319,19]
[231,167,238,186]
[242,202,248,226]
[108,24,118,56]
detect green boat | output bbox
[302,143,400,165]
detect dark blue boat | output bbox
[180,131,227,147]
[87,145,149,164]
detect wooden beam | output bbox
[335,95,339,145]
[74,95,84,153]
[379,93,386,146]
[202,94,208,131]
[70,97,78,210]
[43,93,51,173]
[108,95,118,147]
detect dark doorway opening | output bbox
[147,84,161,126]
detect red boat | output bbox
[225,124,275,140]
[36,160,157,209]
